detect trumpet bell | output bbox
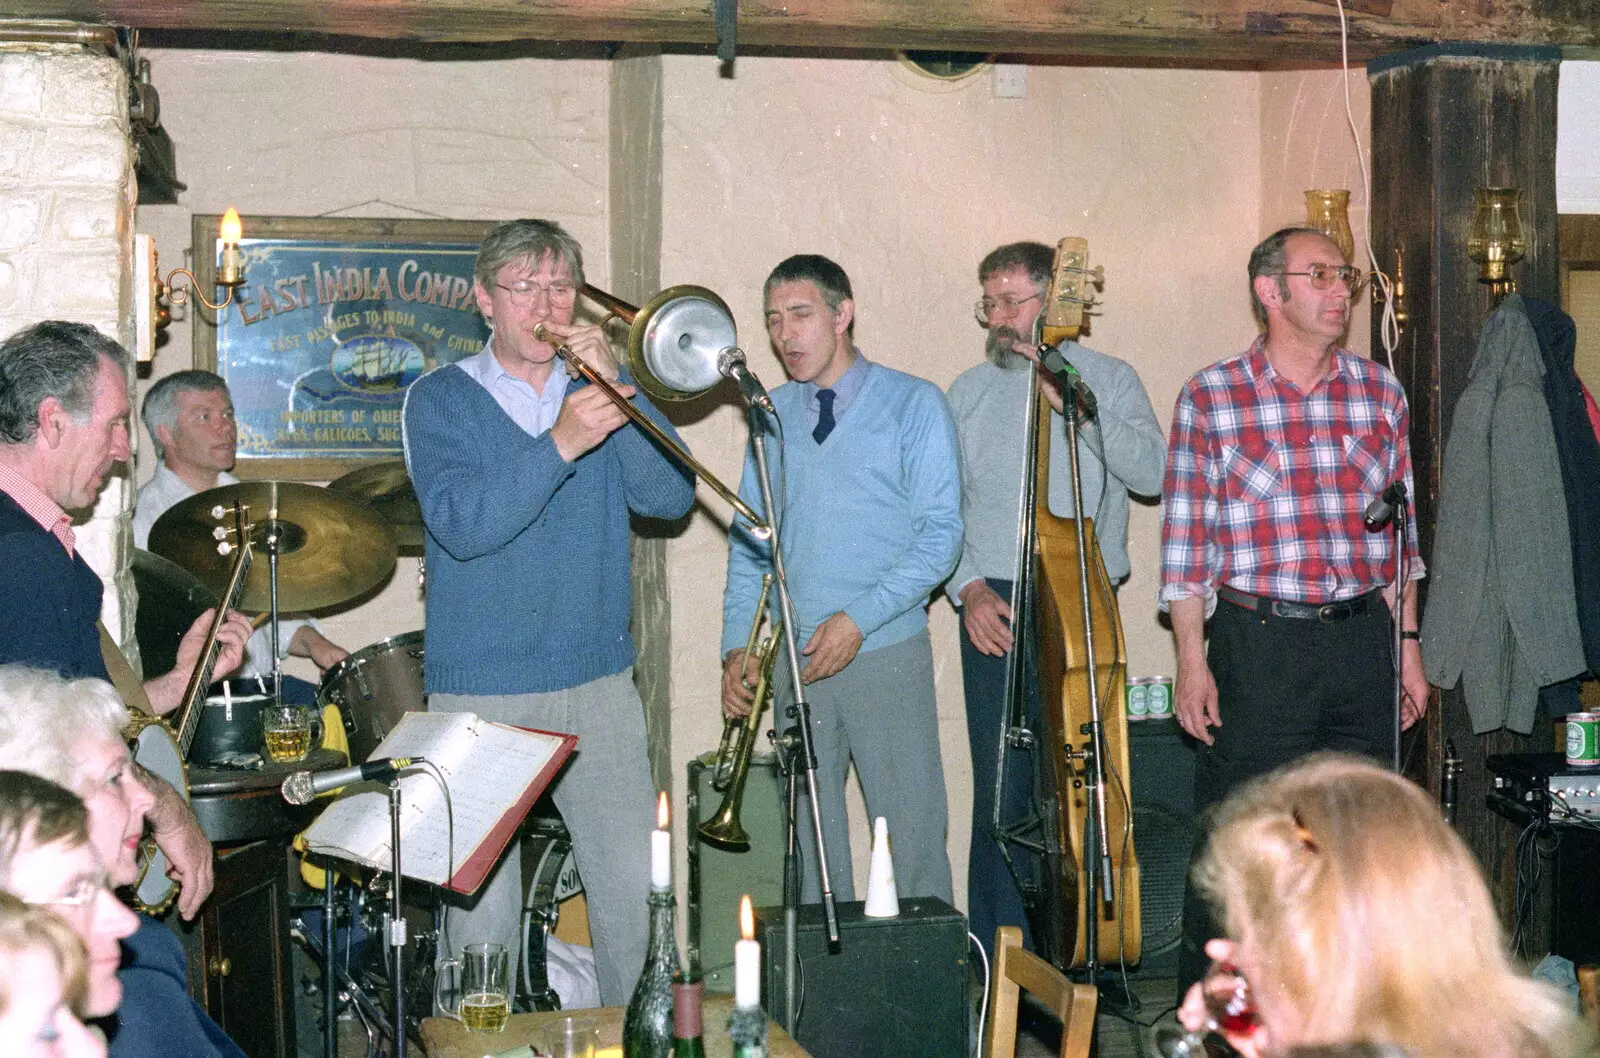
[627,284,738,403]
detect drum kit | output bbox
[138,465,584,1054]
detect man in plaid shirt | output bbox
[1160,227,1428,985]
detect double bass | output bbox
[997,237,1141,971]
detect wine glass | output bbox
[1158,962,1256,1058]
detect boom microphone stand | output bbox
[737,387,842,1036]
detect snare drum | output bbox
[316,631,425,765]
[191,679,276,765]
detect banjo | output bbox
[126,500,256,915]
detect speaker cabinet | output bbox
[1125,717,1200,977]
[754,898,968,1058]
[687,752,786,994]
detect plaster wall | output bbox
[657,55,1265,899]
[1558,61,1600,215]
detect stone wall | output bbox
[0,43,137,652]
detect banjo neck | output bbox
[171,504,256,760]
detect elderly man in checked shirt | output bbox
[1160,227,1429,992]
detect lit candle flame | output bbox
[657,791,669,829]
[740,894,754,940]
[219,208,242,246]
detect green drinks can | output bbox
[1567,712,1600,767]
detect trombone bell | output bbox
[628,285,739,403]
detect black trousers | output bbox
[959,578,1039,964]
[1176,593,1395,995]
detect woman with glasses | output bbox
[0,770,134,1028]
[1179,753,1593,1058]
[0,668,246,1058]
[0,890,107,1058]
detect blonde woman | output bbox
[0,890,106,1057]
[1180,753,1594,1058]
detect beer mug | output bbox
[435,942,511,1033]
[260,705,318,764]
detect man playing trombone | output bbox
[403,219,695,1005]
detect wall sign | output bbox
[191,215,495,481]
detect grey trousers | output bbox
[433,669,655,1006]
[780,628,953,906]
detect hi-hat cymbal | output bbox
[148,481,398,613]
[326,461,424,551]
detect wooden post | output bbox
[1368,43,1561,946]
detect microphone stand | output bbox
[1056,372,1117,999]
[387,779,408,1058]
[739,393,841,1036]
[1388,500,1409,773]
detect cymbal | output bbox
[131,548,221,679]
[326,461,424,551]
[148,481,398,613]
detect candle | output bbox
[734,894,760,1009]
[651,791,671,890]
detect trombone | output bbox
[533,283,771,539]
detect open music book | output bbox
[301,711,576,895]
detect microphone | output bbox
[1441,739,1462,825]
[1038,346,1098,422]
[1363,480,1407,530]
[280,757,425,806]
[718,348,776,414]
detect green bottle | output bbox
[623,888,679,1058]
[671,972,706,1058]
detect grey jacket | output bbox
[1421,295,1586,733]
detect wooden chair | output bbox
[983,926,1098,1058]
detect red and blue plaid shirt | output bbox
[1158,338,1423,614]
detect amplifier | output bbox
[754,898,968,1058]
[1487,753,1600,824]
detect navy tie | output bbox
[813,388,836,444]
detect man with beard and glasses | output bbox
[945,241,1164,962]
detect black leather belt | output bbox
[1218,584,1376,623]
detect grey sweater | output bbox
[945,342,1165,600]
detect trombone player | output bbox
[403,219,695,1005]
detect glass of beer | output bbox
[260,705,314,764]
[435,942,511,1033]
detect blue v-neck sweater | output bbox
[721,361,963,655]
[404,363,694,695]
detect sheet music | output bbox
[302,712,570,888]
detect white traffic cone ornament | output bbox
[863,816,900,918]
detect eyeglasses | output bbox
[27,871,111,916]
[974,291,1043,324]
[1270,264,1366,291]
[495,281,578,308]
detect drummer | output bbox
[134,371,350,702]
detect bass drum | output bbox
[317,631,425,765]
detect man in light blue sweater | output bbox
[721,255,962,905]
[404,219,694,1004]
[946,241,1165,962]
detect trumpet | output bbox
[700,576,781,852]
[532,283,771,539]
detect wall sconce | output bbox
[1466,187,1525,300]
[1304,189,1355,262]
[133,209,246,363]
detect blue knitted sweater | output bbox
[721,360,963,656]
[403,363,694,695]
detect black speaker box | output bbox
[1124,716,1200,977]
[754,898,968,1058]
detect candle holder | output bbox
[727,1003,769,1058]
[1467,186,1526,301]
[623,887,679,1058]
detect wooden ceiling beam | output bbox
[4,0,1598,62]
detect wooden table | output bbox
[421,993,811,1057]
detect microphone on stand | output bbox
[1038,346,1098,422]
[1363,481,1407,531]
[281,757,425,805]
[718,348,776,414]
